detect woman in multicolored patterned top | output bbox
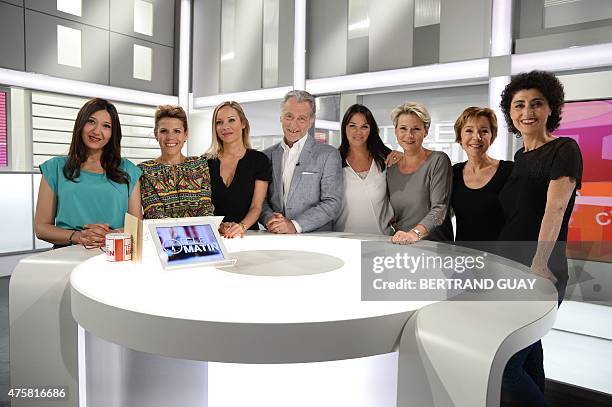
[138,105,214,219]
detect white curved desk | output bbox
[11,233,558,407]
[72,234,430,364]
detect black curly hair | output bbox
[499,70,565,136]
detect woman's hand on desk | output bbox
[80,224,110,248]
[219,222,246,239]
[391,230,419,245]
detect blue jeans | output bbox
[501,294,564,406]
[502,341,547,406]
[502,341,548,407]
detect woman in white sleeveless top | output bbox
[333,104,394,235]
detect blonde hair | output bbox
[390,102,431,129]
[454,106,498,143]
[206,101,251,159]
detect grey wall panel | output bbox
[25,0,110,29]
[219,0,264,93]
[1,0,24,6]
[439,0,491,63]
[544,0,612,29]
[109,32,174,95]
[516,0,544,38]
[413,24,439,66]
[277,0,294,86]
[262,0,280,88]
[172,0,180,95]
[515,0,612,53]
[0,2,25,70]
[109,0,175,47]
[346,0,368,74]
[316,95,340,122]
[25,10,109,85]
[192,0,221,97]
[308,0,347,79]
[515,25,612,54]
[347,36,368,74]
[368,0,414,71]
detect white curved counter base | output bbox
[10,233,558,407]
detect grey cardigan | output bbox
[386,150,454,241]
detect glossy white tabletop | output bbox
[71,234,431,324]
[70,233,435,363]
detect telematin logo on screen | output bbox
[163,237,221,256]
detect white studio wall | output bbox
[187,107,215,157]
[9,88,32,172]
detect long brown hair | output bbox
[339,104,390,171]
[63,98,128,184]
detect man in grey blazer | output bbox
[261,90,343,233]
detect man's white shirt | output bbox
[280,135,309,233]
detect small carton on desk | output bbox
[124,213,143,262]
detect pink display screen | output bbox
[553,99,612,263]
[0,91,7,167]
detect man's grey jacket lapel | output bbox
[287,136,314,205]
[271,144,284,211]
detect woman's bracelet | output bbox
[239,222,247,232]
[68,230,78,245]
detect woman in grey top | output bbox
[387,102,454,243]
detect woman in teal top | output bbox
[35,98,142,248]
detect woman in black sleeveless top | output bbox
[451,107,513,248]
[498,71,583,407]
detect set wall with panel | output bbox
[192,0,295,97]
[0,1,26,71]
[307,0,491,79]
[515,0,612,53]
[0,0,176,95]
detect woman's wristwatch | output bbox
[411,228,422,240]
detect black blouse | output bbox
[498,137,583,289]
[207,149,272,230]
[452,160,513,242]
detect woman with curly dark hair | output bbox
[35,98,142,248]
[498,71,582,406]
[333,104,393,234]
